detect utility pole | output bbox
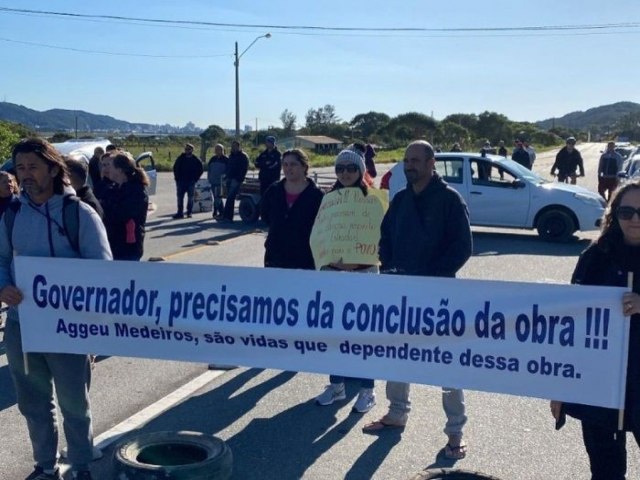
[234,34,271,139]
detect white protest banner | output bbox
[15,256,628,409]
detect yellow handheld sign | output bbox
[310,187,387,269]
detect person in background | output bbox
[497,140,508,157]
[551,180,640,480]
[207,144,228,219]
[221,141,249,223]
[550,137,584,184]
[365,144,378,178]
[0,138,112,480]
[261,148,323,269]
[480,140,495,156]
[312,149,379,414]
[255,136,282,198]
[172,143,203,219]
[0,171,18,217]
[598,141,624,202]
[101,151,149,261]
[524,140,537,168]
[363,140,472,461]
[87,146,104,188]
[93,153,115,202]
[64,156,103,218]
[450,143,462,152]
[350,142,375,186]
[511,138,531,168]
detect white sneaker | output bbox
[352,388,376,413]
[315,383,346,406]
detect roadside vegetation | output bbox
[7,101,633,171]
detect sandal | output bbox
[444,441,467,459]
[362,417,406,433]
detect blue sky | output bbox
[1,0,639,130]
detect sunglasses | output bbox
[616,206,640,221]
[335,164,359,174]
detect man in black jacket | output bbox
[254,136,281,196]
[511,139,531,168]
[221,141,249,222]
[172,143,203,219]
[550,137,585,184]
[363,140,472,460]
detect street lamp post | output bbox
[234,33,271,138]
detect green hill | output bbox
[535,101,640,131]
[0,102,197,134]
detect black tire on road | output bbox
[536,209,576,243]
[409,468,502,480]
[239,196,259,223]
[113,431,232,480]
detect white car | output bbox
[51,138,112,163]
[387,153,606,242]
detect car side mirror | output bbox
[512,179,525,189]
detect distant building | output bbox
[279,135,343,154]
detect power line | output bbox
[0,36,232,58]
[1,6,639,35]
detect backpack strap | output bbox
[62,195,81,254]
[3,198,21,252]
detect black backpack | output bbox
[3,195,81,253]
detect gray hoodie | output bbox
[0,187,113,323]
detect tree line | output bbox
[266,106,579,151]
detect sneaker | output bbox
[73,471,93,480]
[352,388,376,413]
[172,213,184,219]
[186,213,193,218]
[315,383,346,406]
[25,467,62,480]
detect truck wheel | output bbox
[239,197,259,223]
[113,431,232,480]
[536,209,576,243]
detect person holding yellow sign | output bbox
[310,148,386,413]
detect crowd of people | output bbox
[171,138,380,224]
[1,134,639,479]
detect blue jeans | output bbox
[176,180,196,216]
[210,183,224,216]
[330,375,374,389]
[223,179,241,220]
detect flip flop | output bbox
[444,442,467,459]
[362,418,406,433]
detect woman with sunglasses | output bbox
[312,149,380,414]
[551,179,640,480]
[261,148,323,269]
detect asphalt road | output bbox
[1,143,638,479]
